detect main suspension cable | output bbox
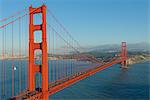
[0,9,27,23]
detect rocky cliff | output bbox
[127,54,150,65]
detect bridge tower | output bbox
[121,42,127,68]
[29,4,48,99]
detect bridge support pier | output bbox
[121,42,127,68]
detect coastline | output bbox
[127,55,150,65]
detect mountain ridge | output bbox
[82,42,150,52]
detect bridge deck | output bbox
[11,59,125,100]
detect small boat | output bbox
[14,66,17,70]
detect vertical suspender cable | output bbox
[12,22,14,97]
[24,15,27,90]
[53,29,55,84]
[67,37,69,77]
[63,37,65,78]
[2,27,5,97]
[66,36,69,77]
[70,37,72,76]
[64,32,66,78]
[18,17,22,93]
[70,38,71,76]
[65,38,67,78]
[21,17,24,91]
[53,32,55,83]
[55,32,57,81]
[72,38,74,75]
[23,16,26,91]
[26,15,29,90]
[48,30,51,83]
[71,38,72,76]
[56,34,59,80]
[4,27,6,97]
[55,32,57,82]
[52,29,54,83]
[68,39,69,77]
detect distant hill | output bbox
[85,42,150,53]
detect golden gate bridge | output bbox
[0,4,127,100]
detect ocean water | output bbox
[0,61,149,99]
[0,60,97,99]
[50,61,149,100]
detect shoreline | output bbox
[127,55,150,65]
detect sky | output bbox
[0,0,149,47]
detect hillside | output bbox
[127,54,150,65]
